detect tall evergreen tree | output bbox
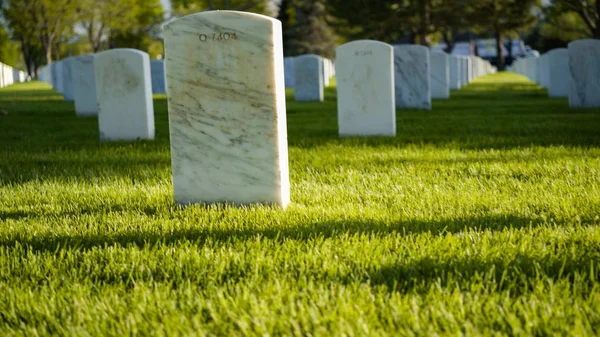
[469,0,540,70]
[284,0,337,58]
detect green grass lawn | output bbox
[1,72,600,336]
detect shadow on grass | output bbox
[1,213,597,293]
[0,212,593,250]
[352,250,599,294]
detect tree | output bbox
[77,0,140,53]
[0,25,19,66]
[433,0,477,52]
[283,0,337,58]
[327,0,477,48]
[171,0,271,16]
[469,0,539,70]
[2,0,78,64]
[109,0,164,53]
[544,0,600,39]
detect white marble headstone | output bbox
[150,60,166,94]
[164,10,290,208]
[568,39,600,108]
[284,57,295,88]
[73,54,98,116]
[540,54,550,88]
[547,48,569,98]
[526,57,538,83]
[54,61,64,94]
[463,56,471,84]
[294,54,324,102]
[394,45,431,109]
[12,69,21,83]
[62,57,75,101]
[449,55,461,90]
[94,48,155,141]
[430,52,449,99]
[321,58,330,87]
[336,40,395,137]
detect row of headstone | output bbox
[285,56,335,92]
[38,49,155,140]
[335,42,495,137]
[291,45,495,106]
[511,39,600,107]
[0,63,28,88]
[34,11,497,209]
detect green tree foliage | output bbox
[0,25,20,66]
[282,0,337,58]
[469,0,540,70]
[108,0,164,55]
[327,0,476,47]
[171,0,271,16]
[77,0,141,53]
[2,0,78,64]
[544,0,600,39]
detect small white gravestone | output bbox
[540,54,550,88]
[449,55,462,90]
[294,54,324,102]
[94,48,155,141]
[163,11,290,207]
[546,48,569,98]
[150,60,166,94]
[284,57,295,88]
[394,45,431,109]
[12,69,21,83]
[4,64,13,86]
[430,52,450,99]
[54,61,64,93]
[526,57,538,83]
[568,39,600,108]
[73,54,98,116]
[463,56,471,84]
[336,40,395,137]
[321,57,330,87]
[62,57,75,101]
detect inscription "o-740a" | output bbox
[354,51,373,56]
[199,33,239,42]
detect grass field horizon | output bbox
[1,72,600,336]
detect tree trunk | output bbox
[45,47,52,64]
[442,30,455,53]
[409,29,417,45]
[495,30,505,71]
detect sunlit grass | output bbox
[1,73,599,336]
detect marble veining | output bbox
[430,51,449,99]
[394,45,431,109]
[336,40,395,137]
[569,39,600,107]
[94,48,155,141]
[294,54,324,102]
[163,10,290,207]
[547,48,569,98]
[73,54,98,116]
